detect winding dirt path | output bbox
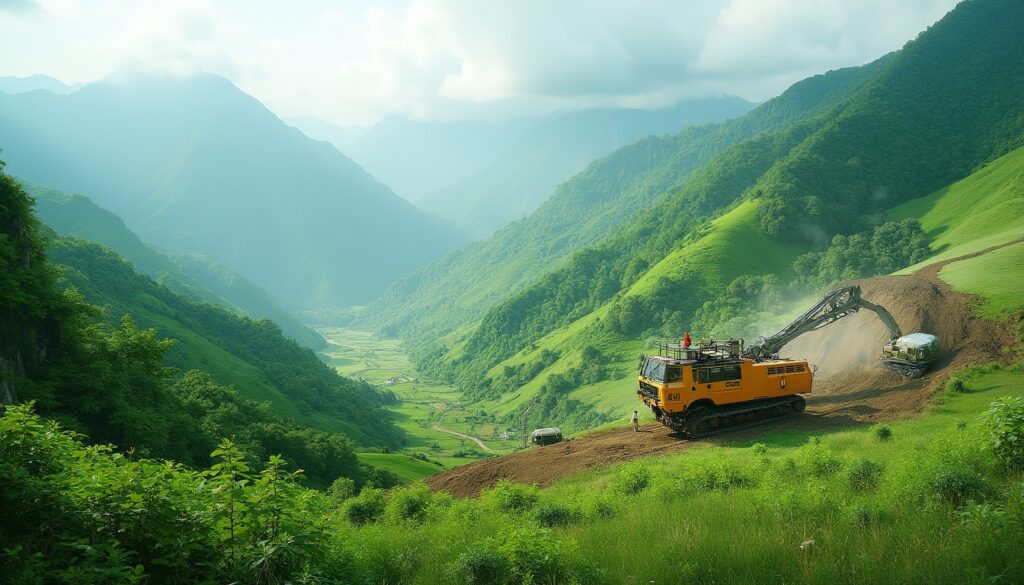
[432,426,499,453]
[425,244,1019,497]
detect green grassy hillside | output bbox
[46,237,401,447]
[356,452,443,483]
[891,144,1024,265]
[30,183,325,348]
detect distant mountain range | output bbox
[343,114,535,203]
[286,116,368,150]
[0,74,78,95]
[0,72,465,312]
[417,96,756,238]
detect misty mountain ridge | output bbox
[0,71,465,312]
[416,95,757,238]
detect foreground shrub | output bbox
[981,396,1024,469]
[345,488,386,525]
[800,439,842,477]
[610,462,652,495]
[452,528,603,585]
[534,502,576,527]
[685,462,753,491]
[483,480,540,513]
[929,469,988,507]
[947,377,966,393]
[386,482,433,524]
[452,545,508,585]
[874,424,894,441]
[847,459,885,491]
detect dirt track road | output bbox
[432,426,499,453]
[425,245,1018,497]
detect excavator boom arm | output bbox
[744,285,902,360]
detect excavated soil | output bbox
[426,243,1020,497]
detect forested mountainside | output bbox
[344,114,535,202]
[358,55,889,343]
[0,73,463,312]
[0,164,404,488]
[409,0,1024,431]
[30,183,324,348]
[417,96,756,238]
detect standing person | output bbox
[631,410,640,432]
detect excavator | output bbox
[637,285,939,438]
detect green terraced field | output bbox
[319,328,516,477]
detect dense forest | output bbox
[0,164,400,488]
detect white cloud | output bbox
[0,0,961,125]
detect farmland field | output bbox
[319,328,517,479]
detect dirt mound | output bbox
[426,247,1017,498]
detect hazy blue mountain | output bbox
[417,96,756,238]
[0,74,77,94]
[0,72,465,311]
[29,183,326,348]
[287,115,368,150]
[343,114,536,202]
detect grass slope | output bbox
[356,453,442,483]
[477,200,805,428]
[939,242,1024,319]
[891,144,1024,267]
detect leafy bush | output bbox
[981,396,1024,469]
[947,377,967,394]
[533,502,576,527]
[610,462,652,495]
[874,424,894,441]
[751,443,768,457]
[847,459,884,491]
[800,439,843,477]
[929,469,988,506]
[386,482,433,524]
[452,544,508,585]
[345,488,386,525]
[329,477,356,503]
[685,462,753,491]
[483,480,540,513]
[848,504,878,527]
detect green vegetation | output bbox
[47,237,400,446]
[890,144,1024,263]
[320,328,516,468]
[1,164,400,491]
[939,243,1024,319]
[4,362,1022,583]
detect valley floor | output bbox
[319,328,516,477]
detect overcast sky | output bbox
[0,0,959,126]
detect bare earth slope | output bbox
[426,242,1019,497]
